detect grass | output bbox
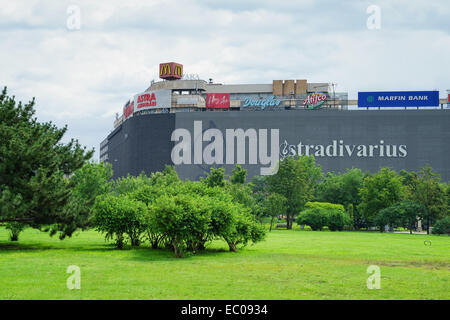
[0,227,449,300]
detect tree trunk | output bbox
[131,237,140,246]
[173,245,183,258]
[228,242,238,252]
[286,213,292,229]
[116,234,124,249]
[269,216,274,232]
[10,233,19,241]
[198,242,206,251]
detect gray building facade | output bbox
[104,110,450,182]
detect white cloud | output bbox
[0,0,449,159]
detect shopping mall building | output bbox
[100,62,450,181]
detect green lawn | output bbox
[0,227,449,300]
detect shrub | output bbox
[375,200,426,233]
[297,202,351,231]
[92,194,147,249]
[296,207,328,231]
[222,210,266,252]
[5,222,26,241]
[149,194,212,257]
[328,209,352,231]
[305,201,345,211]
[432,216,450,235]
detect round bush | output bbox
[296,208,328,231]
[432,216,450,235]
[328,209,351,231]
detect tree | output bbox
[0,87,93,237]
[408,166,448,234]
[50,162,113,239]
[202,167,226,188]
[5,222,26,241]
[375,200,426,233]
[149,193,212,257]
[432,216,450,235]
[250,175,269,219]
[222,210,266,252]
[296,208,328,231]
[296,202,350,231]
[266,156,323,229]
[230,165,247,184]
[227,183,257,215]
[316,168,365,229]
[358,168,405,229]
[92,194,147,248]
[261,193,287,231]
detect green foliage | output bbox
[261,193,287,231]
[305,201,345,211]
[0,87,93,233]
[51,162,113,239]
[230,165,247,184]
[227,183,257,215]
[358,168,406,227]
[296,208,328,231]
[250,175,269,219]
[266,156,323,229]
[92,194,147,248]
[315,168,365,229]
[432,216,450,235]
[5,222,26,241]
[297,201,351,231]
[222,210,266,252]
[406,166,448,234]
[202,167,226,188]
[93,166,266,257]
[327,209,352,231]
[375,200,426,233]
[149,194,212,257]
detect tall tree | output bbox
[375,200,426,234]
[315,168,365,229]
[50,162,113,239]
[0,87,93,234]
[261,193,287,231]
[409,166,448,234]
[358,167,405,228]
[266,156,323,229]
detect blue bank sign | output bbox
[358,91,439,108]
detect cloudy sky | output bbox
[1,0,449,158]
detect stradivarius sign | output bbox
[170,121,408,176]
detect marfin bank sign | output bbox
[170,121,408,176]
[358,91,439,108]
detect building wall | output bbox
[105,110,450,182]
[107,113,175,179]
